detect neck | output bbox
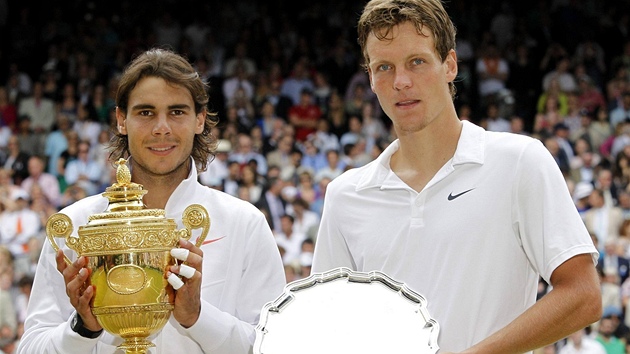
[391,117,462,191]
[131,160,191,209]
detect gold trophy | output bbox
[46,158,210,354]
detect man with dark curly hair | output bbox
[19,48,285,354]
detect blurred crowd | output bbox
[2,0,630,352]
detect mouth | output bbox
[396,99,420,107]
[148,145,176,155]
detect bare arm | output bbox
[446,254,601,354]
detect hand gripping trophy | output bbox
[46,158,210,354]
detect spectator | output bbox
[599,239,630,286]
[228,133,268,176]
[14,275,33,326]
[256,100,283,141]
[480,102,511,132]
[0,281,16,353]
[222,63,255,106]
[543,136,570,174]
[573,36,606,89]
[360,101,386,153]
[280,59,315,106]
[300,138,327,176]
[266,134,295,174]
[576,75,606,116]
[72,103,102,149]
[63,140,102,196]
[226,87,256,132]
[0,188,41,259]
[20,155,60,208]
[563,93,583,138]
[558,327,606,354]
[312,71,333,114]
[326,90,348,139]
[43,113,71,177]
[0,87,17,133]
[594,167,618,208]
[288,88,322,143]
[314,149,343,183]
[569,141,599,185]
[56,130,80,193]
[55,82,79,123]
[0,135,30,186]
[264,79,294,121]
[255,176,286,233]
[572,181,593,218]
[290,196,320,238]
[552,123,575,162]
[17,82,55,135]
[238,164,263,204]
[310,118,340,155]
[274,214,307,268]
[223,41,257,79]
[583,189,624,251]
[344,82,369,118]
[198,139,232,188]
[610,91,630,129]
[595,316,625,354]
[542,56,578,94]
[475,44,510,107]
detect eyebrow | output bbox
[130,103,192,111]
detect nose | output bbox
[393,69,412,91]
[152,113,172,135]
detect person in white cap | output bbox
[0,188,40,258]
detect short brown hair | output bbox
[357,0,457,97]
[109,48,218,171]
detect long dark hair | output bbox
[109,48,218,171]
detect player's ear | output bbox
[116,107,127,135]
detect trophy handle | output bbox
[181,204,210,248]
[45,213,77,266]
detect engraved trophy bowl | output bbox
[46,159,210,354]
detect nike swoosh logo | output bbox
[447,188,475,201]
[202,236,226,245]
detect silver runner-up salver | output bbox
[254,267,440,354]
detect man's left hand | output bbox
[168,238,203,328]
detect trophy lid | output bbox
[87,158,166,223]
[102,158,147,212]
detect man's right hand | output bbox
[56,250,102,331]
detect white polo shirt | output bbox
[312,120,597,352]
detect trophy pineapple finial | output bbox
[115,158,132,185]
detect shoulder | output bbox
[485,131,546,158]
[191,184,265,218]
[327,164,373,194]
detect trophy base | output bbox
[92,303,173,354]
[118,337,155,354]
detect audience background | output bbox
[1,0,630,352]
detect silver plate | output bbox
[254,267,440,354]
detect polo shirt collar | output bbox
[166,157,199,211]
[356,120,485,191]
